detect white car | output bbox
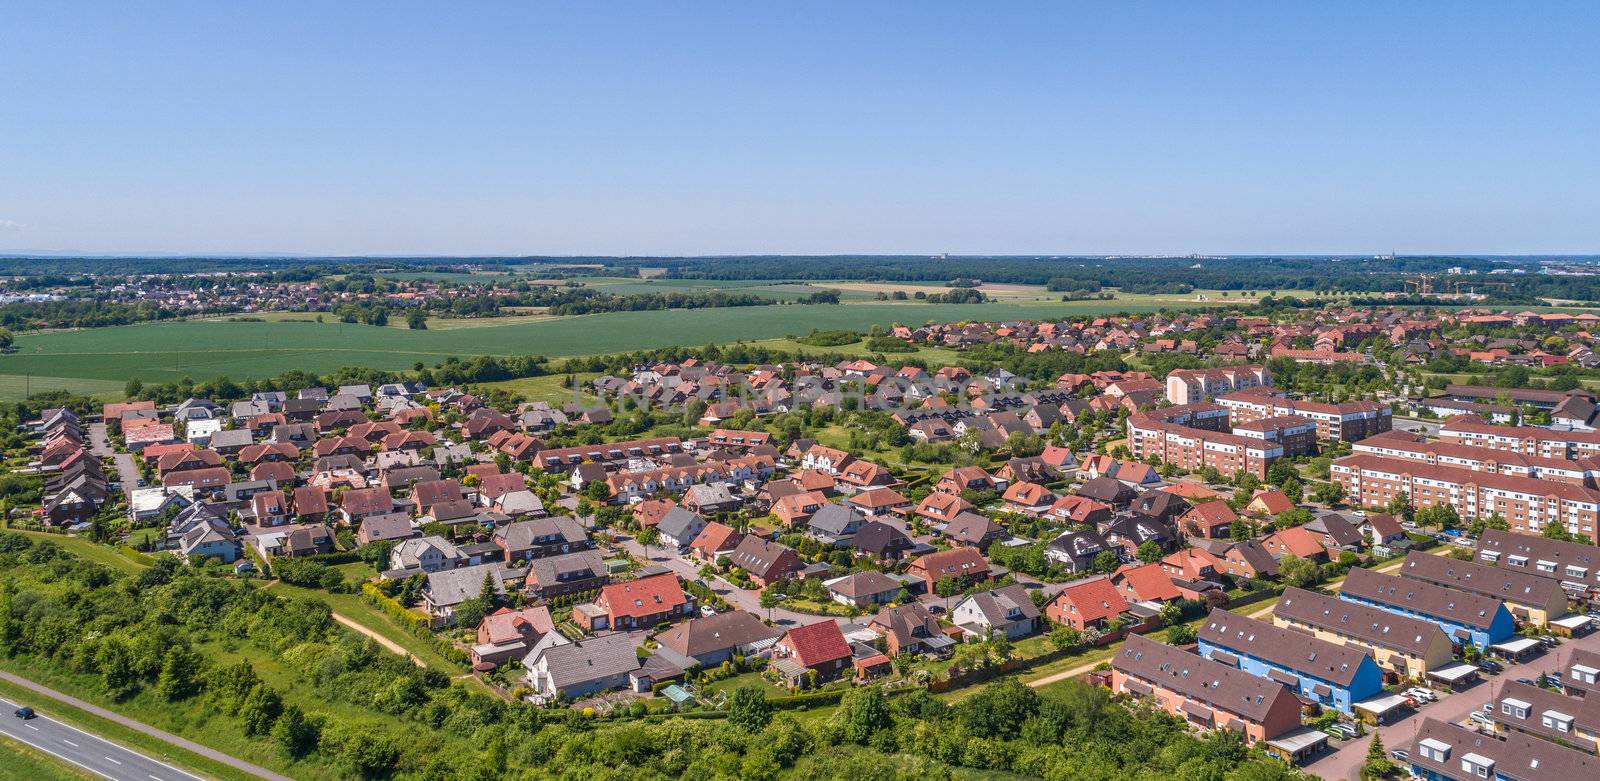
[1404,688,1437,702]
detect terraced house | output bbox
[1398,551,1570,628]
[1197,609,1383,715]
[1338,567,1516,651]
[1273,587,1454,680]
[1111,635,1302,745]
[1476,529,1600,604]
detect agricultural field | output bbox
[0,290,1287,400]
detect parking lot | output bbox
[1303,626,1600,780]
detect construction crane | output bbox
[1404,274,1438,296]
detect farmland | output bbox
[0,289,1283,400]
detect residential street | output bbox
[614,536,828,627]
[0,670,289,781]
[1303,628,1600,780]
[88,422,138,501]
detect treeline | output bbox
[0,299,236,330]
[545,289,775,315]
[0,532,1307,781]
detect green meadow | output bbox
[0,293,1251,400]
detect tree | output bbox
[1387,491,1414,524]
[1136,540,1163,563]
[0,328,12,350]
[1166,624,1197,645]
[1312,481,1345,505]
[835,686,892,744]
[1092,550,1121,573]
[271,704,319,757]
[1049,626,1083,652]
[95,636,138,699]
[1468,512,1509,537]
[156,645,202,701]
[727,686,773,732]
[1280,476,1303,504]
[934,575,962,599]
[239,683,283,736]
[1278,554,1320,588]
[1361,733,1393,780]
[406,309,428,329]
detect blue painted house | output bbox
[1197,609,1384,714]
[1338,567,1515,651]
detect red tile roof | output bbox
[781,620,851,668]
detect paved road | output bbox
[88,422,139,501]
[1301,618,1600,779]
[0,694,204,781]
[0,670,291,781]
[614,537,825,627]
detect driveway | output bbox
[1302,628,1600,780]
[611,536,832,627]
[88,422,139,501]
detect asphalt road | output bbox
[0,694,204,781]
[88,422,139,500]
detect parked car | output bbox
[1403,687,1437,702]
[1391,749,1410,762]
[1477,660,1503,674]
[1469,712,1493,726]
[12,706,34,720]
[1539,636,1560,648]
[1516,678,1537,686]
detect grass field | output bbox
[0,736,91,781]
[0,287,1325,400]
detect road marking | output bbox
[25,722,38,730]
[105,756,123,764]
[150,776,166,781]
[62,738,78,747]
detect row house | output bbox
[531,437,685,471]
[1111,635,1302,746]
[1398,550,1569,628]
[1338,567,1516,651]
[1197,609,1384,715]
[1407,717,1599,781]
[1330,453,1600,544]
[1126,417,1282,481]
[1273,587,1454,680]
[1218,389,1392,442]
[1476,528,1600,604]
[1486,680,1600,753]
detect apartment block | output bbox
[1165,365,1272,405]
[1330,454,1600,544]
[1231,415,1319,458]
[1219,389,1391,442]
[1438,416,1600,461]
[1127,415,1282,481]
[1355,430,1600,486]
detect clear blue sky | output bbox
[2,3,1597,256]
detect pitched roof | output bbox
[1274,587,1447,656]
[1053,577,1129,623]
[1113,634,1297,723]
[656,611,782,658]
[1198,609,1371,686]
[780,621,851,667]
[597,574,688,621]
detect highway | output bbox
[0,694,204,781]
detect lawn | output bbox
[263,582,466,673]
[0,295,1257,398]
[0,736,92,781]
[476,372,600,406]
[7,530,152,575]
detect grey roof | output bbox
[1399,550,1565,610]
[944,511,1002,545]
[808,503,865,537]
[1306,513,1365,547]
[1198,609,1371,687]
[493,516,586,550]
[532,633,641,690]
[1409,717,1600,781]
[1113,634,1295,722]
[208,430,255,449]
[656,507,708,542]
[957,583,1040,627]
[1275,587,1447,656]
[526,550,607,588]
[827,570,902,598]
[425,562,510,607]
[1341,567,1507,631]
[656,611,782,658]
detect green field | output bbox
[0,291,1267,400]
[0,737,91,781]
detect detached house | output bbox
[581,574,693,631]
[770,621,852,686]
[952,584,1041,640]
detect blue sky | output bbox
[2,3,1597,256]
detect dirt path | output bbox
[329,613,426,667]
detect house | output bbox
[1046,577,1130,632]
[1359,512,1407,548]
[935,466,995,495]
[1246,488,1295,517]
[1406,717,1600,781]
[255,524,335,558]
[1197,609,1384,715]
[682,483,739,515]
[849,520,913,561]
[907,547,990,592]
[772,490,828,528]
[1111,635,1301,746]
[1397,551,1568,628]
[422,563,511,625]
[492,516,590,563]
[357,513,417,546]
[807,503,867,542]
[1110,562,1182,604]
[632,498,676,529]
[1075,476,1137,506]
[1339,567,1517,650]
[1001,481,1055,515]
[1260,526,1329,562]
[943,511,1005,548]
[914,491,972,524]
[1273,587,1455,679]
[1305,513,1365,550]
[847,487,910,517]
[869,603,953,657]
[824,570,905,607]
[655,507,710,551]
[177,518,242,564]
[582,574,693,631]
[1180,500,1239,539]
[1044,529,1113,573]
[251,490,290,526]
[389,535,465,573]
[524,550,610,599]
[1049,494,1113,526]
[523,632,642,700]
[951,584,1042,640]
[1129,490,1190,524]
[688,522,743,563]
[770,621,852,686]
[291,486,330,524]
[727,537,804,587]
[1485,681,1600,752]
[655,611,783,667]
[1159,547,1226,581]
[341,487,395,523]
